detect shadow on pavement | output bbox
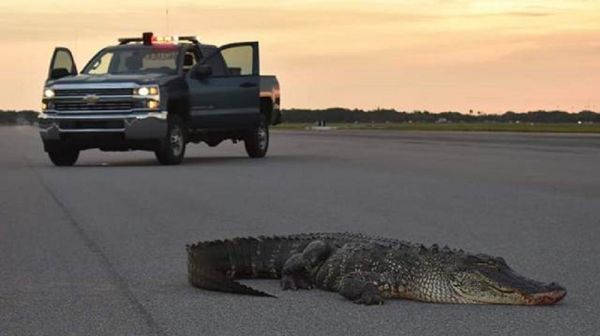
[41,154,308,168]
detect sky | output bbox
[0,0,599,113]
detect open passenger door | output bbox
[217,42,260,126]
[189,42,261,128]
[47,47,78,82]
[218,41,259,76]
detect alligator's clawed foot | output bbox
[339,271,386,305]
[281,241,331,291]
[281,253,312,290]
[281,253,313,290]
[281,274,312,290]
[354,292,384,305]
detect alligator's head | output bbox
[446,253,566,305]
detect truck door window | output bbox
[199,49,229,77]
[53,49,76,74]
[182,51,197,73]
[221,46,253,76]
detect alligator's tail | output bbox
[186,237,297,297]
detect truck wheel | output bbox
[48,149,79,166]
[244,115,269,158]
[155,115,186,165]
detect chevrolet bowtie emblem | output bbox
[83,94,100,105]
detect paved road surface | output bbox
[1,126,599,336]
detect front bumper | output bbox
[38,111,168,141]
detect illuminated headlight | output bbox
[138,87,149,96]
[136,86,159,96]
[42,102,47,110]
[44,88,55,98]
[147,100,160,109]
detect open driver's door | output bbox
[47,47,78,82]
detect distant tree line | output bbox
[1,109,599,125]
[282,108,600,124]
[0,110,39,125]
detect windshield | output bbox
[82,47,180,75]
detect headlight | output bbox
[136,86,159,96]
[147,100,160,109]
[44,88,55,98]
[138,87,149,96]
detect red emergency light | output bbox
[142,32,153,46]
[118,32,195,45]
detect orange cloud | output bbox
[0,0,599,112]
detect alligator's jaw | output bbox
[454,267,568,305]
[523,288,567,305]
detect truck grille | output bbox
[59,120,125,130]
[54,101,135,111]
[55,88,134,97]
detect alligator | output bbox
[186,233,566,305]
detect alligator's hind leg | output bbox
[281,254,312,290]
[339,271,385,305]
[281,240,330,290]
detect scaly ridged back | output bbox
[186,232,419,296]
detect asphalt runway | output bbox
[1,126,599,336]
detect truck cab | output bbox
[39,32,280,166]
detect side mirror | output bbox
[50,68,72,80]
[191,65,212,79]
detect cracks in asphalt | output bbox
[26,159,166,336]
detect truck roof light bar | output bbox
[118,37,143,45]
[118,33,199,45]
[142,32,154,46]
[153,35,178,44]
[179,36,200,44]
[117,32,154,45]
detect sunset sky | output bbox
[0,0,599,113]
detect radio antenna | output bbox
[165,0,170,34]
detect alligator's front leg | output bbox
[339,271,385,305]
[281,240,330,290]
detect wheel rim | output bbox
[257,125,268,151]
[170,125,183,157]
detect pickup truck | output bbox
[39,32,280,166]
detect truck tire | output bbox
[48,149,79,166]
[155,115,186,165]
[244,115,269,158]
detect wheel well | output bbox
[168,99,190,125]
[260,98,273,124]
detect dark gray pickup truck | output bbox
[39,32,280,166]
